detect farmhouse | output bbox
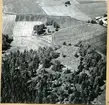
[95,16,107,27]
[101,17,107,27]
[46,26,55,34]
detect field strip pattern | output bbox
[11,22,52,51]
[41,5,91,21]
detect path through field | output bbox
[10,22,52,52]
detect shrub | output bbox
[103,13,107,17]
[2,34,13,52]
[33,24,46,35]
[99,20,103,25]
[87,20,90,23]
[63,42,67,45]
[91,20,97,24]
[68,43,72,46]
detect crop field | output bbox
[10,21,52,52]
[3,0,46,15]
[77,2,107,18]
[3,14,16,37]
[41,5,90,21]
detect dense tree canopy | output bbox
[2,34,13,52]
[1,42,106,104]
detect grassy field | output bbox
[3,14,16,37]
[53,23,106,69]
[77,2,107,18]
[3,0,46,15]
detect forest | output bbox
[1,41,106,104]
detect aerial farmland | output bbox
[2,0,107,104]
